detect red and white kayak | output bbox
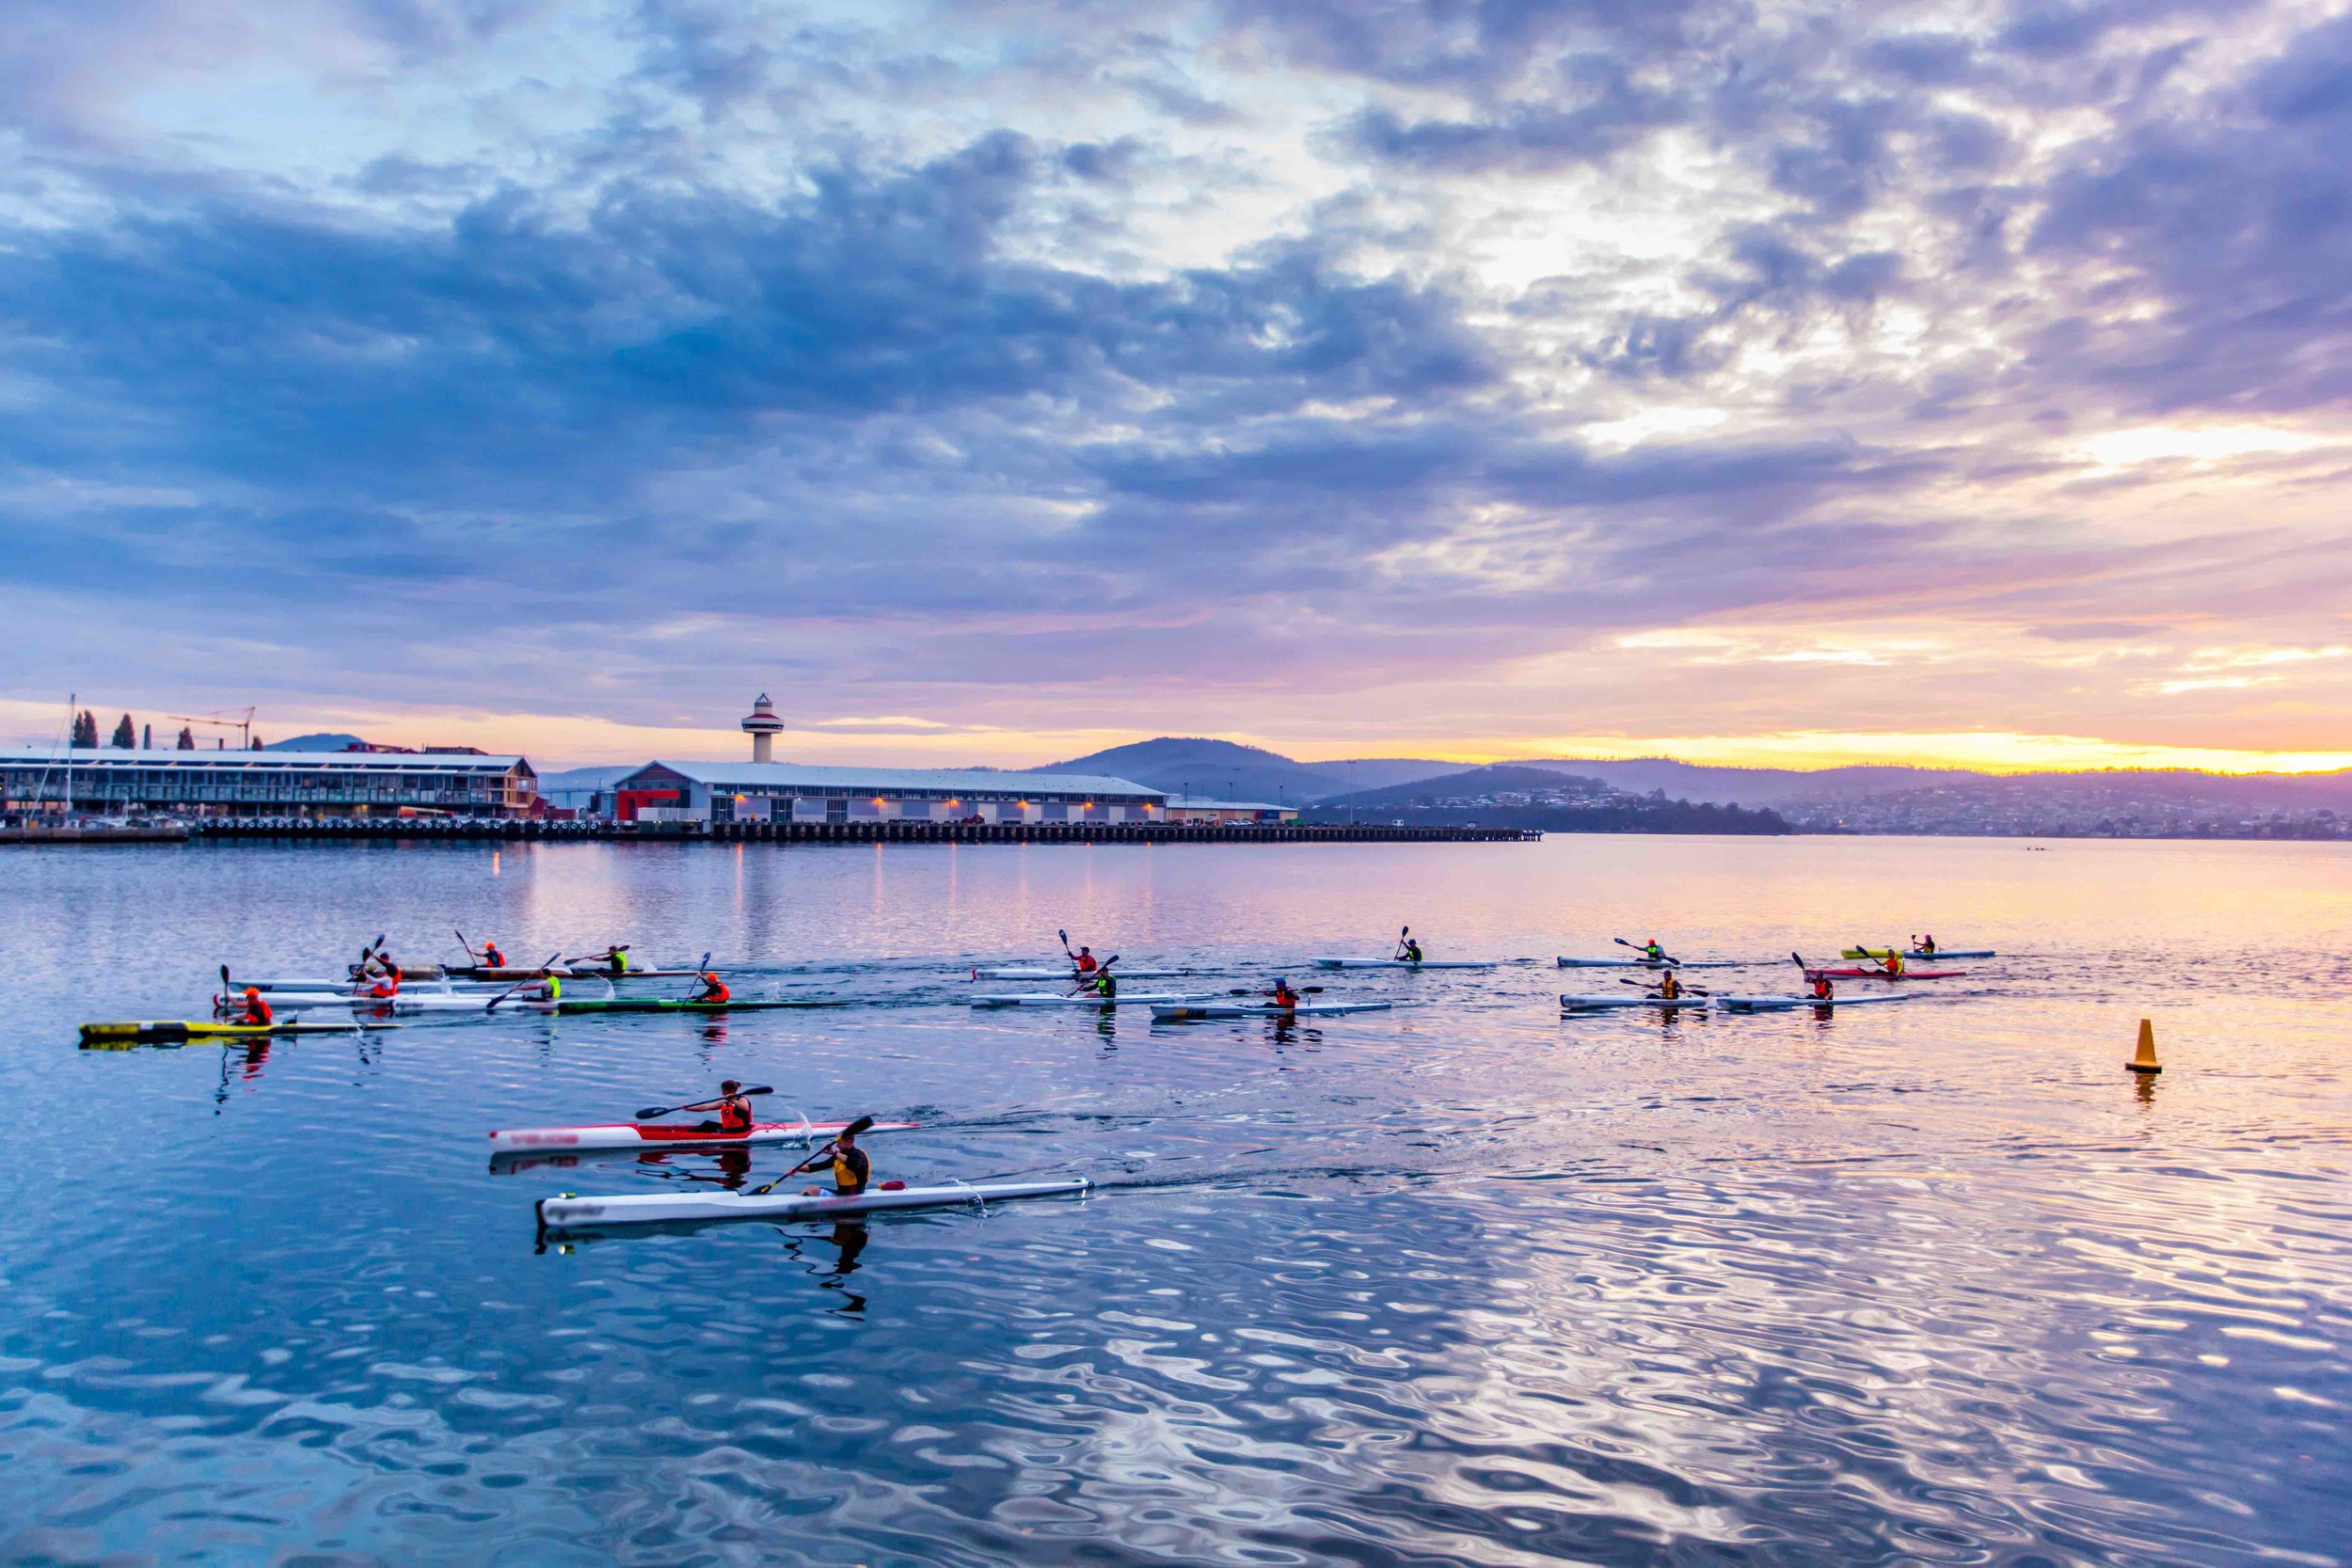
[488,1117,919,1155]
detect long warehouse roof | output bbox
[625,759,1165,798]
[0,750,531,771]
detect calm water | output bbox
[2,835,2346,1565]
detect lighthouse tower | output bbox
[741,693,785,764]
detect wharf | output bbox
[2,821,191,845]
[183,818,1540,846]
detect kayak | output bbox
[229,991,548,1012]
[536,1177,1092,1231]
[1558,993,1709,1010]
[1842,948,1994,960]
[550,997,847,1014]
[1555,957,1744,969]
[489,1117,920,1155]
[1804,966,1966,980]
[81,1019,401,1044]
[232,977,532,994]
[970,992,1215,1007]
[1310,958,1496,971]
[971,967,1200,980]
[1150,1001,1393,1019]
[1712,993,1914,1012]
[558,967,710,980]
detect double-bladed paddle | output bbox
[636,1085,772,1119]
[751,1115,877,1195]
[485,953,563,1012]
[1227,985,1323,996]
[1620,975,1708,996]
[1613,936,1680,966]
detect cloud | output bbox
[1,0,2348,765]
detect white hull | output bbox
[970,992,1214,1007]
[536,1178,1091,1229]
[1310,958,1496,971]
[1152,1001,1392,1019]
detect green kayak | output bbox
[550,997,847,1014]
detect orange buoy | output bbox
[2127,1018,2162,1074]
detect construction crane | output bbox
[167,707,258,749]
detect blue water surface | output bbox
[2,835,2346,1564]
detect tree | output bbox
[250,734,265,751]
[110,714,135,749]
[176,726,196,750]
[72,709,97,747]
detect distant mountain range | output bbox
[1050,737,2352,817]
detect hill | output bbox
[1304,764,1795,834]
[1047,738,1359,804]
[265,733,368,752]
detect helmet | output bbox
[245,987,260,998]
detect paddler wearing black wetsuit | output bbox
[801,1125,868,1196]
[1093,969,1118,1000]
[593,945,631,974]
[1397,937,1423,962]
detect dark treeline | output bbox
[1303,800,1795,834]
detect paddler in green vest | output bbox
[1641,939,1667,963]
[1092,968,1118,1001]
[588,944,631,974]
[534,974,562,1003]
[1396,935,1424,963]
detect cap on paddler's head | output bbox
[245,987,260,997]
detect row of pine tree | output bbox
[66,711,262,751]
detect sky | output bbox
[4,0,2351,773]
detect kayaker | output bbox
[536,974,563,1003]
[1880,951,1907,977]
[481,940,506,970]
[363,967,401,999]
[1641,939,1667,962]
[1072,945,1100,975]
[1396,935,1424,963]
[590,944,631,974]
[798,1123,869,1197]
[691,971,731,1004]
[1092,968,1118,1000]
[1269,977,1301,1009]
[1810,973,1836,1002]
[1655,971,1683,1001]
[1917,934,1937,956]
[709,1080,755,1133]
[233,987,273,1025]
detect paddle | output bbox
[686,951,716,999]
[1620,976,1708,997]
[455,929,479,963]
[1227,985,1323,995]
[752,1114,876,1195]
[636,1085,772,1119]
[1065,954,1121,995]
[1613,936,1680,967]
[1393,924,1412,959]
[1854,940,1898,977]
[485,953,562,1012]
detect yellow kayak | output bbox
[78,1020,402,1046]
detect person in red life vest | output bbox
[703,1080,754,1133]
[1268,977,1301,1009]
[234,987,273,1025]
[691,971,731,1004]
[364,964,402,1000]
[1810,973,1836,1002]
[480,940,506,969]
[1072,945,1100,975]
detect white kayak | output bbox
[1151,1001,1393,1019]
[1555,957,1746,969]
[488,1117,920,1155]
[1309,958,1497,971]
[1711,993,1915,1013]
[233,977,529,995]
[1843,948,1995,961]
[969,992,1215,1007]
[1559,992,1710,1010]
[536,1177,1091,1230]
[971,966,1200,980]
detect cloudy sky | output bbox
[6,0,2350,770]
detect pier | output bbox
[174,817,1540,846]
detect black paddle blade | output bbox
[843,1115,876,1136]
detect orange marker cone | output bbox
[2127,1018,2162,1074]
